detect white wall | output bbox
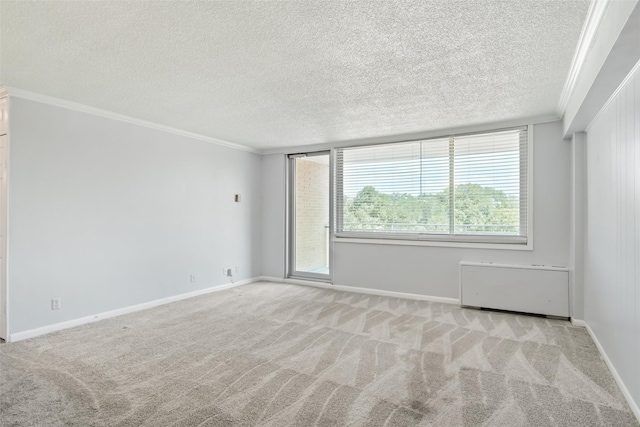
[7,97,262,334]
[334,121,570,298]
[262,121,571,300]
[563,2,640,419]
[569,132,586,320]
[563,0,638,136]
[584,63,639,414]
[261,154,286,279]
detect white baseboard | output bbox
[258,276,285,283]
[581,320,640,423]
[570,318,587,327]
[3,87,259,154]
[8,277,259,343]
[257,276,459,305]
[334,283,459,305]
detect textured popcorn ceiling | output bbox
[0,1,590,150]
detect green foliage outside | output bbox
[343,184,519,234]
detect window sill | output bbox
[333,237,533,251]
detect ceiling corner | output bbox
[556,0,610,118]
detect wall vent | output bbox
[460,262,569,317]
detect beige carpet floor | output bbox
[0,282,638,426]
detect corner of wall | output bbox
[563,0,640,137]
[569,132,586,320]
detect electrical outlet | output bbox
[226,268,233,277]
[189,274,196,283]
[51,298,61,310]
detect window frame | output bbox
[333,125,533,249]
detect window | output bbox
[334,127,529,244]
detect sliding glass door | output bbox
[288,151,331,281]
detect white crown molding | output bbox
[556,0,611,118]
[0,86,261,154]
[1,85,563,156]
[585,58,640,132]
[262,114,559,155]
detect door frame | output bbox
[286,150,333,282]
[0,93,9,341]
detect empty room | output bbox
[0,0,638,426]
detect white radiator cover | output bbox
[460,262,569,317]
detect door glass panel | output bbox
[291,153,330,278]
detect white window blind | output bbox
[334,127,528,244]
